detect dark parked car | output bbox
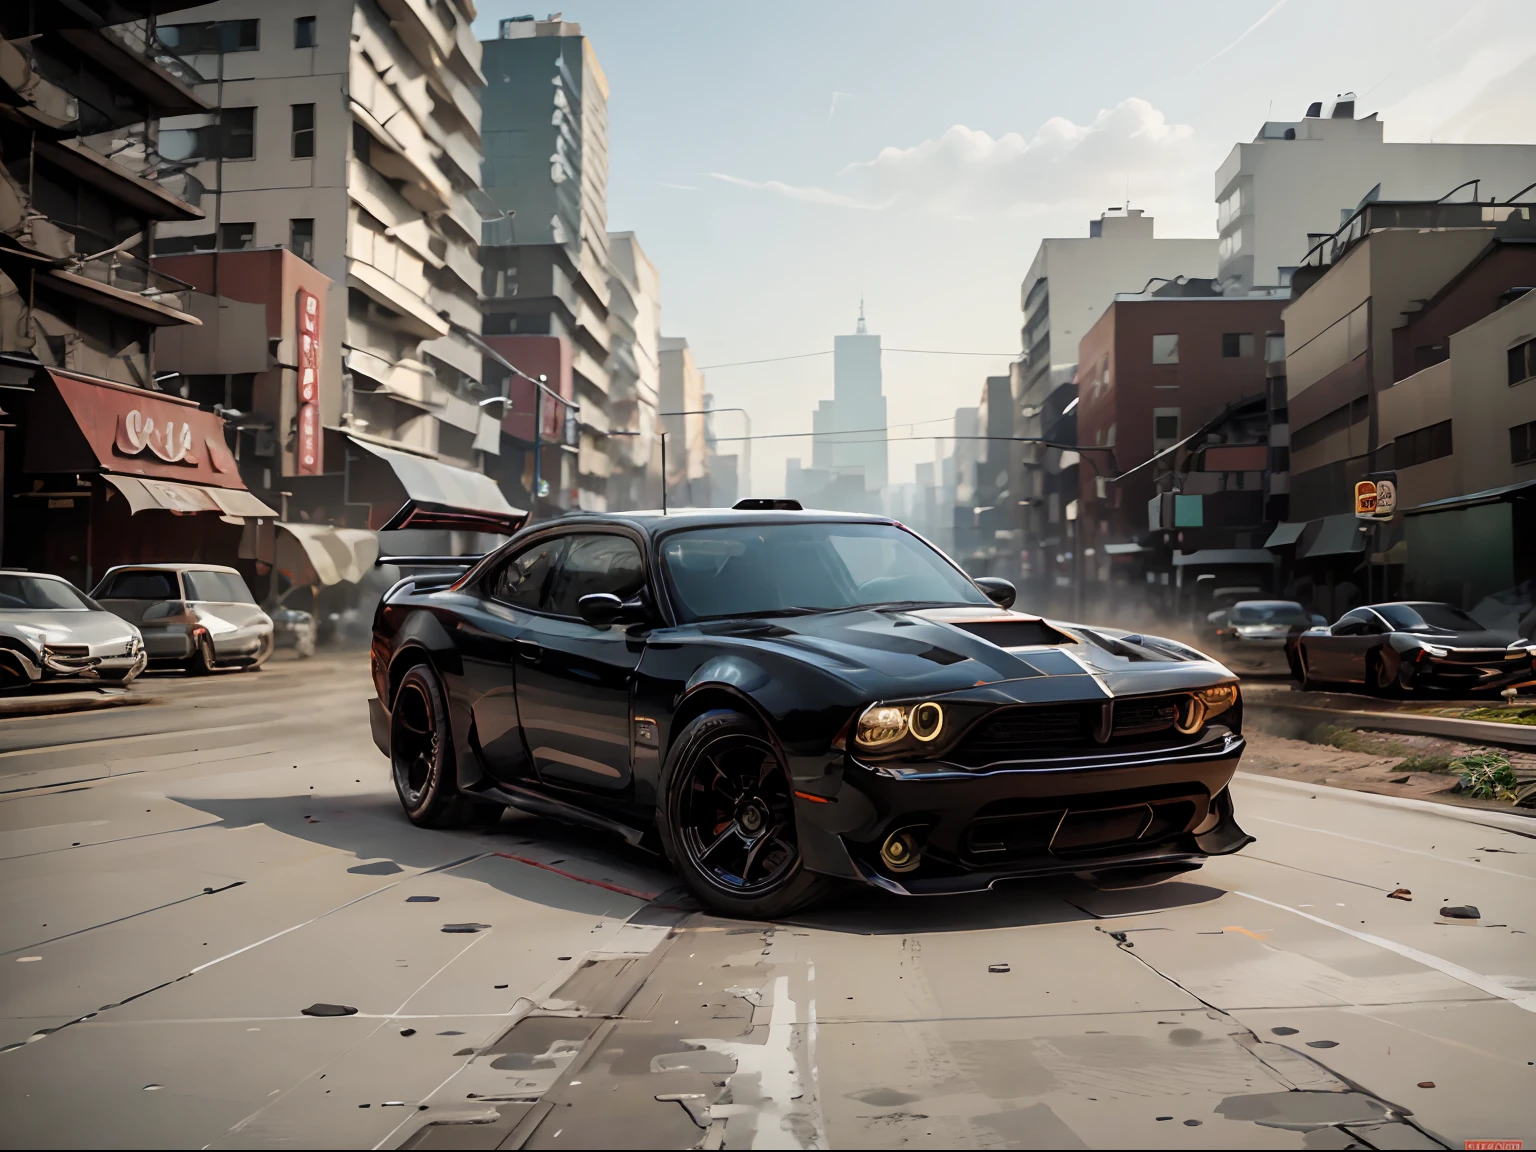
[369,505,1253,917]
[1287,601,1536,695]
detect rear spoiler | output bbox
[377,555,484,568]
[378,499,527,537]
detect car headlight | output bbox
[854,701,946,749]
[1177,683,1239,734]
[1418,643,1449,658]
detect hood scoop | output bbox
[948,619,1074,649]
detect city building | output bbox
[480,15,613,513]
[605,231,661,510]
[1016,210,1216,601]
[659,336,709,506]
[1270,196,1535,616]
[1070,278,1289,614]
[793,306,889,511]
[1215,95,1536,291]
[147,0,510,544]
[0,1,279,589]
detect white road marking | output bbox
[1236,890,1536,1012]
[1248,815,1534,881]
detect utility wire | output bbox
[698,348,1017,370]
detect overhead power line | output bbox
[698,347,1017,370]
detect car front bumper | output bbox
[1399,648,1536,694]
[794,728,1251,894]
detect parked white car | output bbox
[0,570,146,689]
[92,564,273,674]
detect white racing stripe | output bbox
[1236,890,1536,1013]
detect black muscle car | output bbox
[369,506,1253,917]
[1287,601,1536,696]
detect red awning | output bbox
[30,368,249,489]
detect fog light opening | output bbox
[880,829,923,873]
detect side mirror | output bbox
[1312,614,1328,628]
[578,592,648,628]
[974,577,1016,610]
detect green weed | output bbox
[1453,751,1519,802]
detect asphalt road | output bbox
[2,657,1534,1150]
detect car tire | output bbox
[1367,652,1397,697]
[390,663,505,829]
[656,709,829,919]
[189,632,216,676]
[1295,644,1316,691]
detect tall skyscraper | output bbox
[791,304,889,510]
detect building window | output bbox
[1222,332,1255,358]
[291,104,315,158]
[1153,408,1181,450]
[1509,336,1536,386]
[159,19,258,54]
[1265,333,1285,362]
[219,222,255,250]
[1513,420,1536,466]
[290,218,314,263]
[1395,419,1453,469]
[1152,334,1179,365]
[219,107,256,159]
[294,15,317,47]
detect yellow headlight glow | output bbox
[855,704,909,747]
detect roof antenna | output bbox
[856,296,867,335]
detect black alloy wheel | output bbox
[390,663,505,829]
[659,711,827,917]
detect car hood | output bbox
[683,605,1233,702]
[1400,628,1515,650]
[0,611,140,649]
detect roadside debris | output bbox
[441,923,490,933]
[1440,905,1481,919]
[406,895,439,902]
[1306,1040,1339,1048]
[987,963,1011,973]
[1418,1081,1435,1088]
[301,1003,357,1017]
[1388,889,1412,901]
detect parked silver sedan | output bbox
[0,570,146,688]
[91,564,274,674]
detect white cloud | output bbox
[710,98,1204,221]
[1377,40,1536,144]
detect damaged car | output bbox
[0,570,146,688]
[369,504,1253,917]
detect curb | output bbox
[0,690,155,721]
[1248,699,1536,750]
[1235,771,1536,833]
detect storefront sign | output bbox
[116,409,198,465]
[1354,471,1398,521]
[296,288,323,475]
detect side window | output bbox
[545,535,646,619]
[1332,609,1370,636]
[490,537,567,610]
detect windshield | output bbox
[1229,602,1311,626]
[0,574,95,611]
[96,570,179,600]
[660,522,989,621]
[184,570,256,604]
[1376,602,1482,633]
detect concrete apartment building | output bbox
[1015,209,1216,599]
[1070,280,1288,608]
[151,0,500,492]
[659,336,709,506]
[1273,197,1535,614]
[605,231,661,510]
[0,1,290,590]
[1215,95,1536,291]
[479,16,614,513]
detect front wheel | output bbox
[1368,652,1398,697]
[657,710,829,919]
[189,632,216,676]
[390,663,504,829]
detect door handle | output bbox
[516,638,542,663]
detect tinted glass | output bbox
[661,522,988,622]
[1376,603,1481,632]
[545,535,645,618]
[1228,602,1310,625]
[1332,609,1371,635]
[491,537,566,610]
[0,575,93,611]
[184,571,255,603]
[97,570,179,600]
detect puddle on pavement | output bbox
[1217,1089,1391,1130]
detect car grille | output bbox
[47,644,90,657]
[963,788,1205,861]
[952,694,1195,766]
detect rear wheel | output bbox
[391,663,504,829]
[658,710,828,918]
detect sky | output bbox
[471,0,1536,495]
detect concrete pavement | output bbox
[1,657,1532,1149]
